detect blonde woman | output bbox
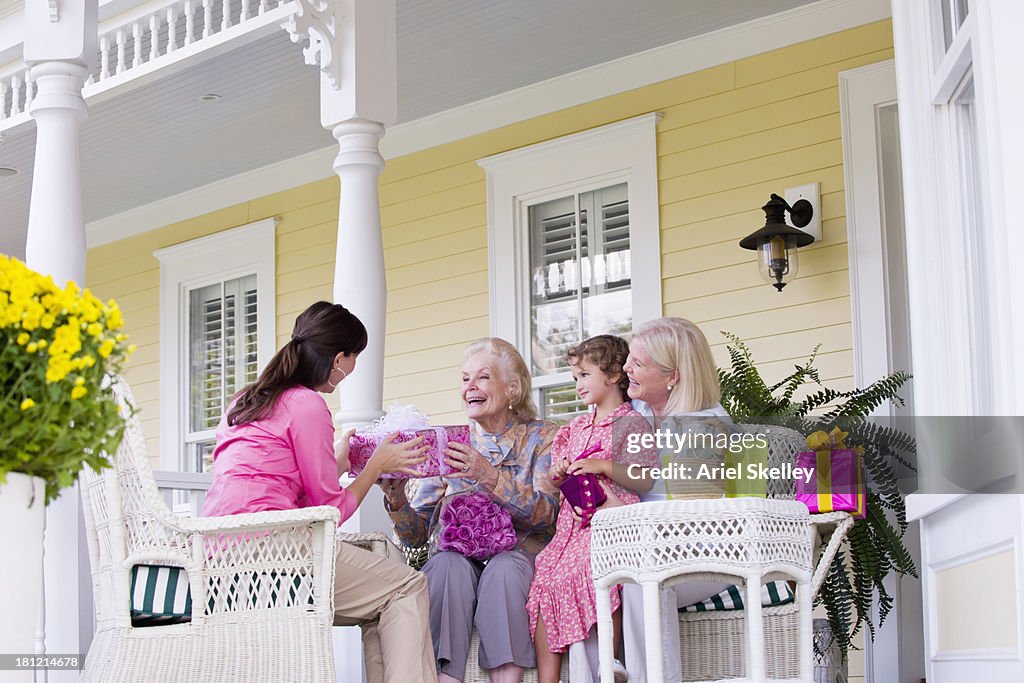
[381,338,560,683]
[621,317,734,683]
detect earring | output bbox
[327,367,347,389]
[667,384,673,392]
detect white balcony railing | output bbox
[0,0,294,127]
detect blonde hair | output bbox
[632,318,720,415]
[463,338,538,423]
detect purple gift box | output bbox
[794,448,866,519]
[558,474,607,527]
[348,425,471,479]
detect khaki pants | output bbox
[333,541,437,683]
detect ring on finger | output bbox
[462,465,469,472]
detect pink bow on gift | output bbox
[572,441,604,463]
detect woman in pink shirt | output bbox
[202,301,437,683]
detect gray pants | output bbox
[423,550,537,682]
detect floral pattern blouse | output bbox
[388,419,560,556]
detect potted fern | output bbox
[0,255,134,660]
[717,332,917,657]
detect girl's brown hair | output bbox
[567,335,631,401]
[227,301,367,426]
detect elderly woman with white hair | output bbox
[380,338,560,683]
[620,317,736,683]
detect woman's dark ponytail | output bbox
[227,301,367,425]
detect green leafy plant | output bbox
[718,332,917,656]
[1,255,135,502]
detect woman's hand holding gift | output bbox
[335,428,356,477]
[368,433,430,477]
[443,441,499,488]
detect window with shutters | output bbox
[155,219,276,473]
[186,276,259,472]
[479,115,662,422]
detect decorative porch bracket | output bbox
[281,0,342,90]
[282,0,396,430]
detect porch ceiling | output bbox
[0,0,816,259]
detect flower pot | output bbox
[0,472,46,681]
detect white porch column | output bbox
[283,2,396,681]
[330,119,388,427]
[23,0,96,286]
[22,3,98,678]
[284,0,396,430]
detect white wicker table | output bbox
[591,498,815,683]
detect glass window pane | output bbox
[939,0,970,51]
[530,196,581,375]
[528,183,631,377]
[540,384,588,424]
[187,274,258,468]
[195,439,216,474]
[190,282,224,432]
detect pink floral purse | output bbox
[556,441,607,527]
[438,492,517,560]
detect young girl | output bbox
[526,335,657,683]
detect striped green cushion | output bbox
[130,565,192,626]
[678,580,794,613]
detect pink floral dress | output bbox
[526,401,657,652]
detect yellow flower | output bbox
[98,339,115,358]
[17,332,29,345]
[74,377,86,387]
[106,302,124,330]
[127,344,137,355]
[71,386,87,400]
[38,339,47,349]
[86,322,103,338]
[20,398,36,411]
[26,342,38,353]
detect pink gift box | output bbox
[794,448,866,519]
[348,425,471,478]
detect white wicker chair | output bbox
[79,378,340,682]
[592,424,854,683]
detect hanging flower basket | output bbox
[0,254,135,503]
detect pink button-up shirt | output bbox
[201,385,357,524]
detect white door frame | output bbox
[839,59,924,683]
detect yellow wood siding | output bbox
[85,21,893,478]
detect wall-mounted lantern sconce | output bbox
[739,193,815,292]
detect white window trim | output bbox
[890,1,1016,416]
[476,113,663,382]
[154,218,277,471]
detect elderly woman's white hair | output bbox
[632,317,720,415]
[463,337,538,423]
